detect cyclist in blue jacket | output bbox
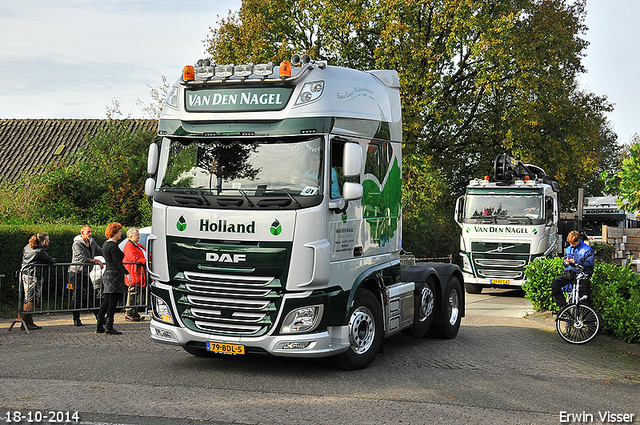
[551,230,594,311]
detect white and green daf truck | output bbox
[454,154,561,294]
[144,55,464,369]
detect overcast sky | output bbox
[0,1,638,144]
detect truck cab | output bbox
[145,56,464,369]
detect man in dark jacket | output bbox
[551,230,594,310]
[68,225,103,326]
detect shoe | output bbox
[125,315,141,322]
[23,315,42,330]
[104,318,122,335]
[73,318,83,327]
[96,317,105,333]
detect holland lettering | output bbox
[200,219,256,234]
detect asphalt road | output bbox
[0,290,638,425]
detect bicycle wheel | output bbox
[555,304,600,344]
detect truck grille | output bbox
[174,272,283,337]
[471,252,530,281]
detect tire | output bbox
[555,304,600,344]
[402,279,436,337]
[334,289,383,370]
[183,345,220,358]
[465,283,483,294]
[430,277,462,339]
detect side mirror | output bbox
[147,143,159,176]
[343,142,362,177]
[454,196,464,224]
[343,182,363,202]
[145,177,156,198]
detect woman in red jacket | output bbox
[123,227,147,322]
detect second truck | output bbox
[455,154,561,294]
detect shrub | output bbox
[522,256,564,311]
[591,264,640,343]
[592,242,616,264]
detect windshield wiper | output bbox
[284,189,301,208]
[238,189,254,207]
[193,188,210,206]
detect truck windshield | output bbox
[156,136,324,196]
[464,193,543,220]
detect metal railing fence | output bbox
[9,262,149,334]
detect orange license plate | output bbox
[206,342,245,355]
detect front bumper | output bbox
[150,319,351,358]
[461,271,525,287]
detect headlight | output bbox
[152,295,174,325]
[165,85,179,109]
[295,81,324,105]
[280,305,323,333]
[460,253,472,273]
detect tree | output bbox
[604,135,640,212]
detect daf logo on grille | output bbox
[206,253,247,263]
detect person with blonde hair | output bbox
[21,233,56,330]
[95,223,130,335]
[551,230,594,311]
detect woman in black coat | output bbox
[96,223,130,335]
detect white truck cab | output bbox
[145,56,464,369]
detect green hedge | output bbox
[523,257,640,343]
[0,224,107,313]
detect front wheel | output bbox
[555,304,600,344]
[429,277,462,339]
[334,289,383,370]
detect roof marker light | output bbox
[183,65,195,81]
[279,61,292,77]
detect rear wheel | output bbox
[555,304,600,344]
[402,279,436,337]
[430,277,462,339]
[334,289,383,370]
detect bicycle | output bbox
[555,265,600,344]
